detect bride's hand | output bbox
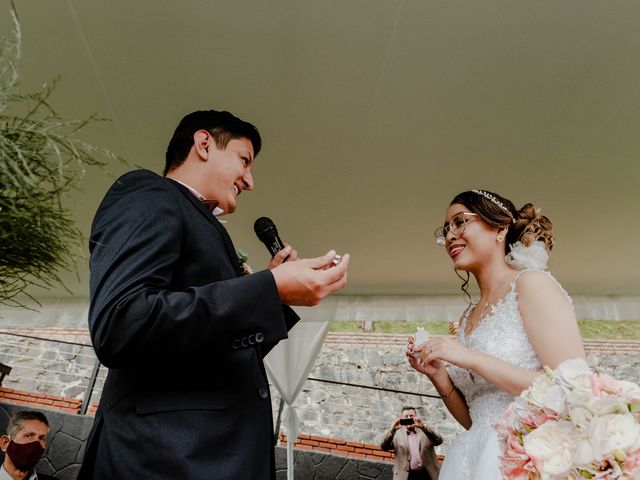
[406,337,447,378]
[419,337,474,370]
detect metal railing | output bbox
[0,331,105,414]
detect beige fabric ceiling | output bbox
[3,0,639,303]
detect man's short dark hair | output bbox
[164,109,262,176]
[401,406,416,413]
[5,411,49,439]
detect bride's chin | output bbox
[452,258,471,271]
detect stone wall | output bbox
[2,329,640,456]
[0,330,104,406]
[274,338,640,453]
[275,448,392,480]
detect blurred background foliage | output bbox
[0,6,121,307]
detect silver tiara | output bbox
[472,189,515,222]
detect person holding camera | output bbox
[381,406,442,480]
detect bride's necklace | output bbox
[466,273,516,332]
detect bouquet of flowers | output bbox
[496,358,640,479]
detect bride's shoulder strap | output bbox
[513,269,574,308]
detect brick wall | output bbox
[0,387,98,415]
[280,432,445,464]
[0,387,81,414]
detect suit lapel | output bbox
[168,179,243,276]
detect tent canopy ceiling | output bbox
[3,1,639,299]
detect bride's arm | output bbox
[516,271,585,368]
[418,272,585,397]
[407,348,472,429]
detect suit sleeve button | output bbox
[241,337,249,347]
[255,332,264,343]
[248,334,256,345]
[232,340,240,349]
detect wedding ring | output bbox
[332,254,342,266]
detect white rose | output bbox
[571,437,597,467]
[553,358,592,389]
[525,373,566,411]
[568,406,593,429]
[618,380,640,402]
[605,414,640,451]
[524,374,551,406]
[589,414,640,458]
[509,396,533,420]
[583,395,628,417]
[523,421,574,477]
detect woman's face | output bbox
[443,203,500,271]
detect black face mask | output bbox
[6,440,44,472]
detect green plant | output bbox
[0,6,122,307]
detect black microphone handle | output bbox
[265,235,286,257]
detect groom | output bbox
[78,109,350,479]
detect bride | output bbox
[407,189,585,479]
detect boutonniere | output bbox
[236,249,253,275]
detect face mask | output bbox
[6,440,44,472]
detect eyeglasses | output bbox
[434,212,479,246]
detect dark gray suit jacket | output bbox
[78,170,298,480]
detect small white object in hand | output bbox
[411,327,430,358]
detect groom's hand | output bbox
[267,243,298,269]
[271,250,350,306]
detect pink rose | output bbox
[499,429,535,479]
[624,449,640,471]
[520,407,558,432]
[590,373,621,398]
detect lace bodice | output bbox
[439,270,573,480]
[448,272,545,428]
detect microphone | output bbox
[254,217,286,258]
[254,217,343,266]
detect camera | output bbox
[399,418,414,426]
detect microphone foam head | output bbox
[254,217,277,241]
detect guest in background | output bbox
[0,410,57,480]
[381,406,442,480]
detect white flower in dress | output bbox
[505,241,548,271]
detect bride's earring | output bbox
[497,235,504,242]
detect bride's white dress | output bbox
[439,271,568,479]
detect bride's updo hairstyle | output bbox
[450,190,554,254]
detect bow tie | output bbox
[201,200,226,220]
[200,199,220,213]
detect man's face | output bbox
[201,136,255,214]
[401,409,416,421]
[8,420,48,449]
